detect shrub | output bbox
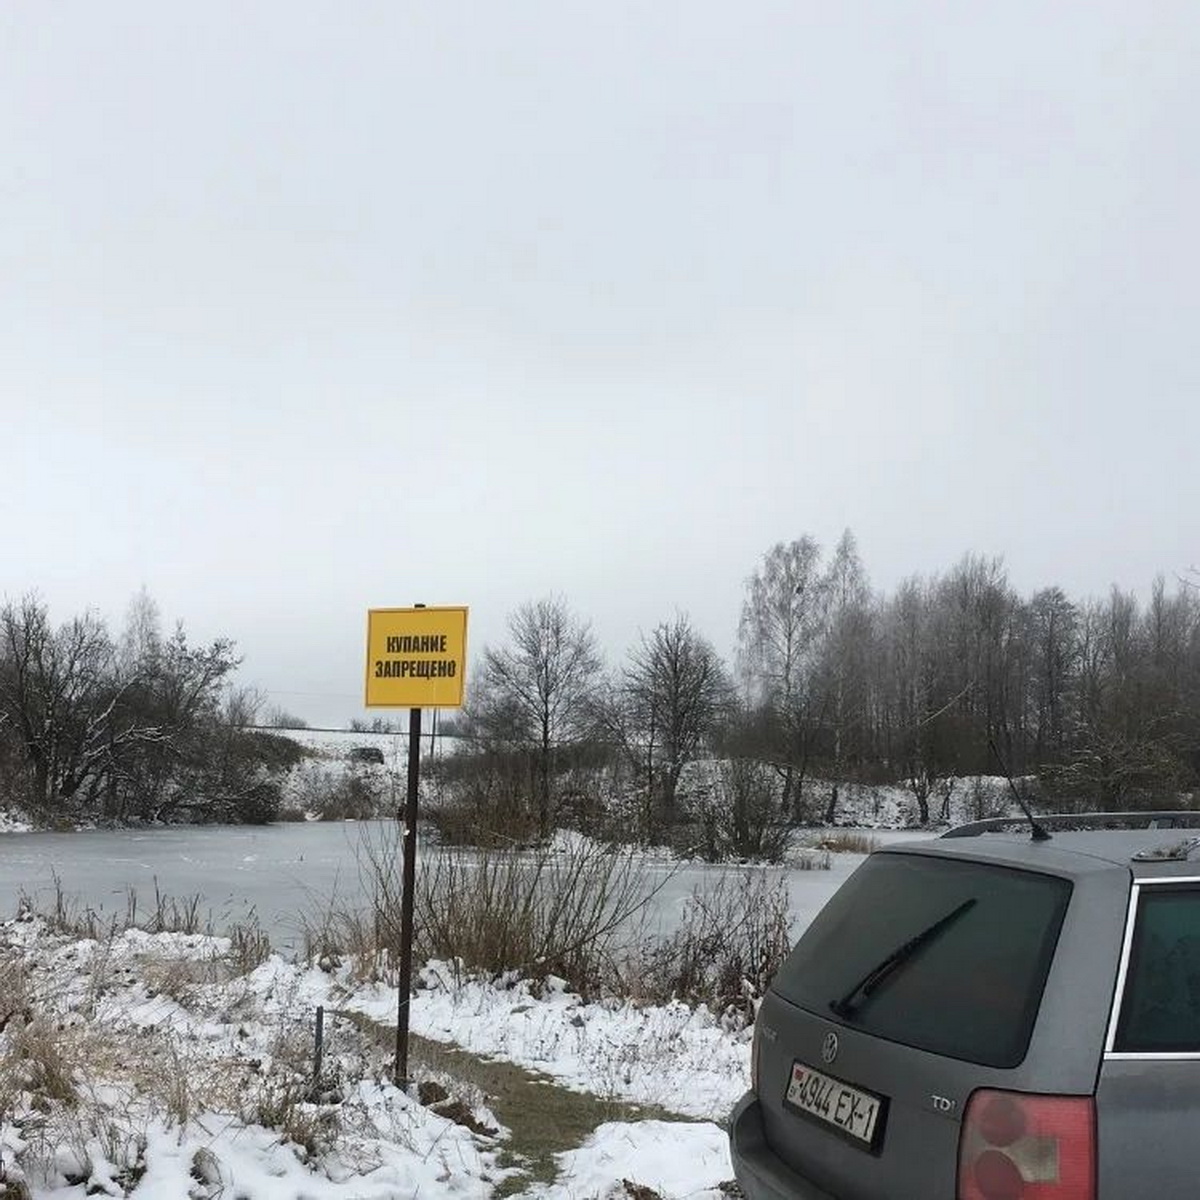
[299,899,383,982]
[286,763,387,821]
[316,773,382,821]
[426,799,542,848]
[231,781,282,824]
[794,847,832,870]
[306,826,791,1022]
[691,760,789,862]
[240,731,306,771]
[425,749,523,841]
[422,845,658,992]
[424,773,542,848]
[348,828,661,996]
[626,869,793,1023]
[964,775,1012,822]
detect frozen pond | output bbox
[0,821,934,955]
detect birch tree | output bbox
[737,537,828,821]
[817,530,873,822]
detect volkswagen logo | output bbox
[821,1031,839,1065]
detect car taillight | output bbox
[958,1090,1095,1200]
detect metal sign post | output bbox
[395,699,421,1085]
[363,604,468,1089]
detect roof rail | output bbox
[942,811,1200,839]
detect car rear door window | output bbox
[1115,886,1200,1053]
[774,853,1072,1068]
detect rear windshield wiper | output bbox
[830,898,977,1020]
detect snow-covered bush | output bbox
[282,762,388,821]
[683,759,790,862]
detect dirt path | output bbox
[341,1010,699,1196]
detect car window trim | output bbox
[1105,875,1200,1062]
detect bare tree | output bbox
[1044,584,1195,809]
[695,756,790,862]
[933,554,1019,769]
[817,530,874,822]
[118,586,162,674]
[737,538,828,821]
[0,596,161,815]
[474,597,602,837]
[0,594,255,822]
[618,613,731,838]
[126,625,242,821]
[266,706,309,729]
[0,597,113,812]
[1028,586,1078,763]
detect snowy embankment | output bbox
[0,811,32,834]
[0,916,744,1199]
[314,961,751,1122]
[278,728,1024,833]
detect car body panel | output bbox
[730,1093,837,1200]
[1093,872,1200,1197]
[1095,1059,1200,1198]
[733,834,1138,1199]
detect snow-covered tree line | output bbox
[6,535,1199,837]
[440,532,1200,847]
[0,591,298,823]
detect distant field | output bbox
[252,725,461,765]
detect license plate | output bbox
[785,1060,884,1148]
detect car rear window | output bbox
[773,852,1072,1068]
[1115,886,1200,1053]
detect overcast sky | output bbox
[3,3,1198,726]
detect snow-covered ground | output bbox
[0,921,502,1198]
[0,917,745,1199]
[316,963,750,1122]
[799,774,1018,828]
[531,1123,732,1200]
[0,810,32,834]
[277,726,410,763]
[677,763,1020,831]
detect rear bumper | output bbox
[729,1092,837,1200]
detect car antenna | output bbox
[988,734,1051,841]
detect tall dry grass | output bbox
[311,828,667,995]
[300,827,794,1021]
[18,873,215,941]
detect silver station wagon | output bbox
[730,812,1200,1199]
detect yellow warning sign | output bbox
[364,606,468,708]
